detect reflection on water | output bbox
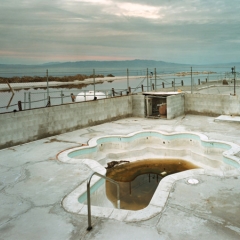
[106,159,199,210]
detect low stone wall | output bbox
[185,93,240,116]
[0,96,132,149]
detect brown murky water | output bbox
[106,159,200,210]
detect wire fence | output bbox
[0,66,239,114]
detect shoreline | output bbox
[0,71,219,91]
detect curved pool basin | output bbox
[59,131,240,222]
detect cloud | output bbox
[0,0,240,64]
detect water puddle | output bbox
[106,159,200,210]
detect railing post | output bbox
[128,86,131,94]
[154,68,157,92]
[191,67,193,94]
[147,68,149,91]
[28,92,31,109]
[24,92,26,110]
[141,84,144,92]
[234,66,236,96]
[181,80,184,86]
[162,82,164,88]
[150,71,152,90]
[87,181,92,231]
[127,68,129,89]
[174,78,175,91]
[112,88,115,97]
[87,172,120,231]
[198,79,200,85]
[61,90,63,104]
[93,69,96,99]
[152,83,154,90]
[46,69,49,99]
[46,96,51,107]
[18,101,22,111]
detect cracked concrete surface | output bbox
[0,115,240,239]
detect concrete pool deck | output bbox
[0,114,240,239]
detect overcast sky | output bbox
[0,0,240,65]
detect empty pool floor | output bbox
[0,114,240,240]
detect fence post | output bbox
[127,68,129,89]
[18,101,22,111]
[234,66,236,96]
[46,69,49,99]
[46,96,51,107]
[147,68,149,91]
[28,92,31,109]
[198,79,200,85]
[181,80,184,86]
[61,90,63,104]
[152,83,154,90]
[150,71,152,90]
[174,78,175,91]
[162,82,165,88]
[191,67,193,94]
[154,68,157,92]
[84,91,86,101]
[141,84,144,92]
[128,86,131,94]
[93,69,95,99]
[112,88,115,97]
[24,92,26,110]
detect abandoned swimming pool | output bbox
[58,130,240,222]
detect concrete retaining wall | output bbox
[2,92,240,149]
[185,93,240,116]
[167,94,185,119]
[0,96,132,149]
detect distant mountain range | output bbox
[0,59,239,69]
[0,59,188,68]
[0,60,239,77]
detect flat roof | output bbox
[142,91,182,96]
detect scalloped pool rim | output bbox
[59,131,240,222]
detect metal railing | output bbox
[87,171,120,231]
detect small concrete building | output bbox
[143,91,185,119]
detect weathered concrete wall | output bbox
[3,92,239,150]
[132,94,145,117]
[167,94,185,119]
[185,93,240,116]
[0,96,132,149]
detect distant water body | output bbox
[0,64,230,78]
